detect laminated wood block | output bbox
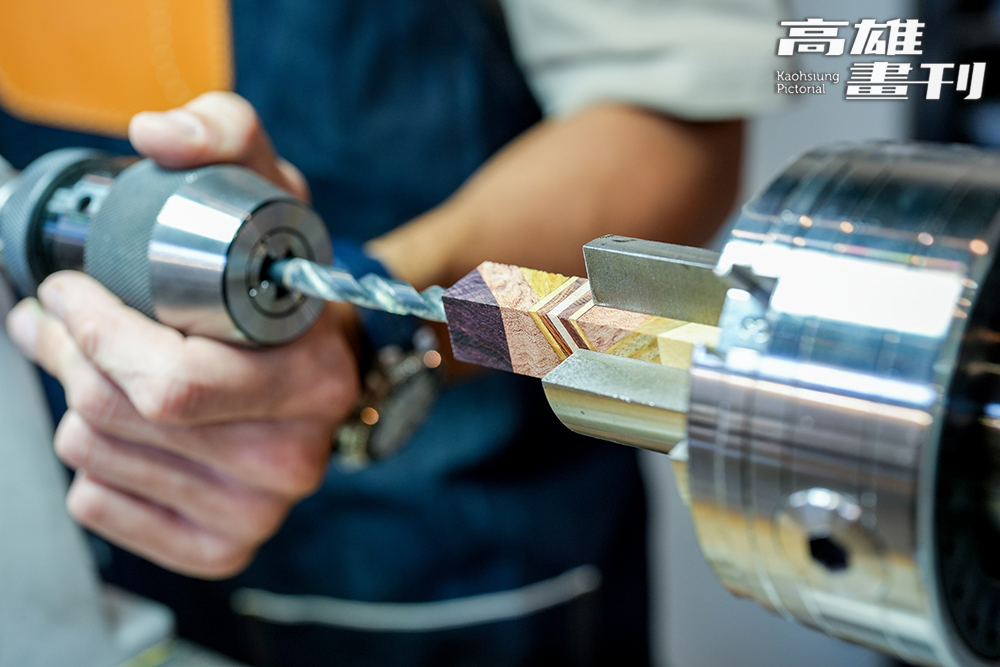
[443,262,720,378]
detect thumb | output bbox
[128,91,309,201]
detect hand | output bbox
[5,92,358,578]
[129,91,311,201]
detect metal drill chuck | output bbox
[0,149,331,345]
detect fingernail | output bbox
[38,281,65,318]
[137,110,206,144]
[6,301,40,353]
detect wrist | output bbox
[364,203,472,291]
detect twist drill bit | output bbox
[270,258,448,322]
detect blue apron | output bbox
[0,1,648,664]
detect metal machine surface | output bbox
[7,141,1000,666]
[540,142,1000,667]
[0,150,446,345]
[0,149,332,345]
[690,143,995,667]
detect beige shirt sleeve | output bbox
[500,0,786,119]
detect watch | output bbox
[334,325,442,468]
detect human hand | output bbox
[129,90,311,200]
[5,92,358,578]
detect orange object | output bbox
[0,0,232,136]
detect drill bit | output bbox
[270,258,448,322]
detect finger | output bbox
[5,297,39,349]
[7,298,120,414]
[60,402,330,499]
[11,285,338,502]
[35,272,357,424]
[56,413,288,543]
[128,91,309,200]
[67,471,253,579]
[8,300,322,494]
[275,157,311,201]
[10,285,340,495]
[9,298,328,494]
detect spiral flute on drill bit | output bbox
[270,258,448,322]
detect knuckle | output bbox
[211,93,261,147]
[66,480,108,528]
[67,372,123,427]
[208,90,256,117]
[277,159,310,201]
[296,352,358,420]
[270,438,327,497]
[241,107,265,141]
[238,499,287,543]
[319,365,356,401]
[196,540,254,579]
[226,113,263,159]
[191,90,254,122]
[72,312,104,360]
[135,372,205,424]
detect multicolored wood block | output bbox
[443,261,720,378]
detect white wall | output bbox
[644,1,913,665]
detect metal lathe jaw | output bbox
[444,142,1000,667]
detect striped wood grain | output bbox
[443,262,719,378]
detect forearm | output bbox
[367,103,743,289]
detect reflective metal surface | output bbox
[0,149,109,297]
[542,349,688,454]
[686,142,1000,667]
[147,167,331,344]
[272,258,447,322]
[0,152,333,345]
[36,158,132,277]
[583,235,728,325]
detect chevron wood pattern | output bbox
[442,261,719,378]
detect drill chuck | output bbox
[0,149,331,345]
